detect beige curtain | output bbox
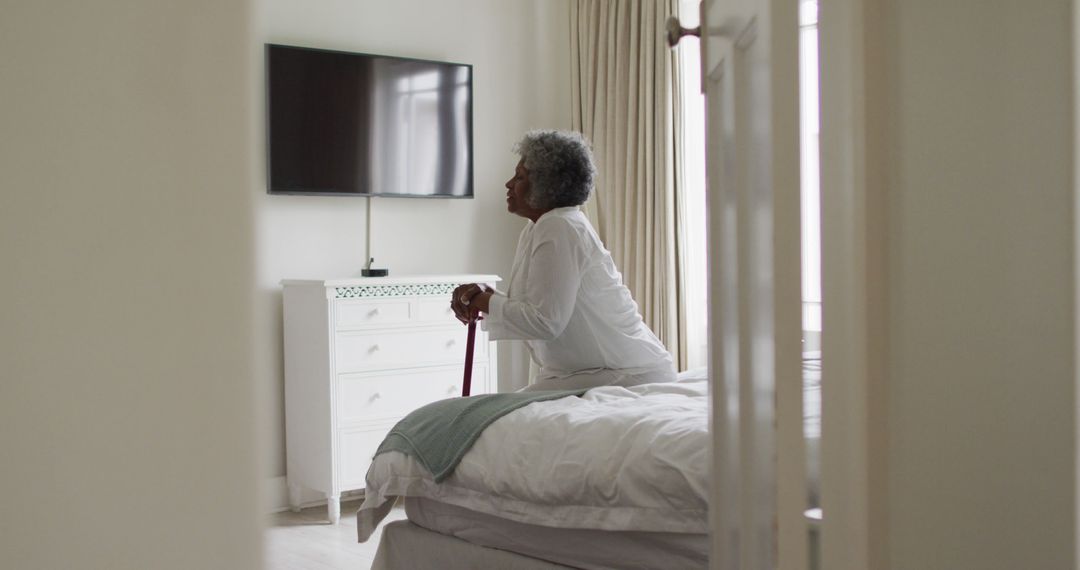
[571,0,687,369]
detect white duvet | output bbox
[357,371,709,541]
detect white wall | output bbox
[821,1,1076,568]
[885,3,1074,567]
[254,0,572,482]
[0,2,260,568]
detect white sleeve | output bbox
[483,220,585,341]
[479,290,505,333]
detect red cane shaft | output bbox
[462,319,476,397]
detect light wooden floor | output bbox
[265,498,407,570]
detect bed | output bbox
[357,359,821,569]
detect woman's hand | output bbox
[450,283,488,325]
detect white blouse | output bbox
[483,207,674,385]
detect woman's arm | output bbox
[484,223,585,340]
[451,283,492,324]
[471,290,494,313]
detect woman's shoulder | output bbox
[534,207,590,234]
[533,208,605,257]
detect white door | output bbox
[697,0,805,568]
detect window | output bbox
[800,0,821,342]
[676,0,821,364]
[676,0,708,370]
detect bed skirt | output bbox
[372,520,578,570]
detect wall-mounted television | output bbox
[267,44,473,198]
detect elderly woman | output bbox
[451,130,675,391]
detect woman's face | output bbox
[505,159,537,219]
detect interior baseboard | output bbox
[263,476,365,514]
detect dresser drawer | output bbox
[334,327,486,373]
[416,297,459,324]
[337,364,488,424]
[338,424,394,489]
[335,299,412,329]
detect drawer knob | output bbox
[447,385,457,394]
[368,392,381,403]
[368,308,380,317]
[446,339,457,348]
[369,344,380,353]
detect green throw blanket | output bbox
[374,390,586,483]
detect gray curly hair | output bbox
[513,130,596,210]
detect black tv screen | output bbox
[267,44,473,198]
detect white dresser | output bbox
[281,274,499,523]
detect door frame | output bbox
[699,0,806,568]
[1074,0,1080,566]
[817,0,889,569]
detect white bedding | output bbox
[404,497,707,570]
[358,371,709,541]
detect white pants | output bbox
[520,364,677,392]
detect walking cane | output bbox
[462,318,477,397]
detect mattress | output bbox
[403,497,708,570]
[372,520,577,570]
